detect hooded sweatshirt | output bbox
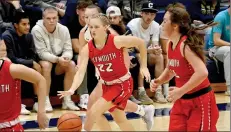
[2,24,38,68]
[31,20,73,63]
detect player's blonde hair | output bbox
[90,13,110,27]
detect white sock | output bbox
[46,96,50,101]
[138,87,145,94]
[64,95,71,102]
[134,105,145,116]
[163,83,169,97]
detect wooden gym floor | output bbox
[21,93,230,131]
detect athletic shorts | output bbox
[0,123,24,132]
[102,77,133,112]
[169,90,219,131]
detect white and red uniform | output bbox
[0,60,23,131]
[167,36,219,131]
[88,34,133,112]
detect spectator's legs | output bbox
[148,53,167,103]
[129,58,142,104]
[160,38,170,97]
[133,60,153,105]
[55,60,80,110]
[214,46,230,95]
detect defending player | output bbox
[150,3,219,131]
[0,37,49,131]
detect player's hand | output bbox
[37,112,49,130]
[140,67,151,83]
[150,79,161,92]
[167,87,185,102]
[57,89,75,99]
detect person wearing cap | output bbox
[127,1,167,104]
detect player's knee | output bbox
[114,117,127,124]
[87,108,101,119]
[87,95,95,110]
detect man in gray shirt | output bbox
[31,7,79,112]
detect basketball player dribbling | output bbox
[150,3,219,131]
[0,37,49,131]
[58,14,152,131]
[78,5,155,131]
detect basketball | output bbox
[57,113,82,131]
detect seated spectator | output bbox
[2,11,41,114]
[108,0,149,23]
[31,7,79,111]
[208,6,230,95]
[92,0,108,13]
[66,0,92,57]
[65,0,93,109]
[20,0,43,30]
[0,0,22,32]
[60,0,78,25]
[187,0,221,48]
[187,0,220,23]
[24,0,67,17]
[106,6,141,104]
[127,1,167,103]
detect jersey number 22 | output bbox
[97,63,113,72]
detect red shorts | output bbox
[102,77,133,112]
[0,123,24,132]
[169,90,219,131]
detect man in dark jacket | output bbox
[2,11,40,115]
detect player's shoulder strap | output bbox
[179,35,188,57]
[0,59,4,70]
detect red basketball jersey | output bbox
[88,34,128,81]
[168,36,210,94]
[0,60,21,123]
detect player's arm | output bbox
[67,44,89,93]
[10,64,46,114]
[179,43,208,94]
[114,36,147,68]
